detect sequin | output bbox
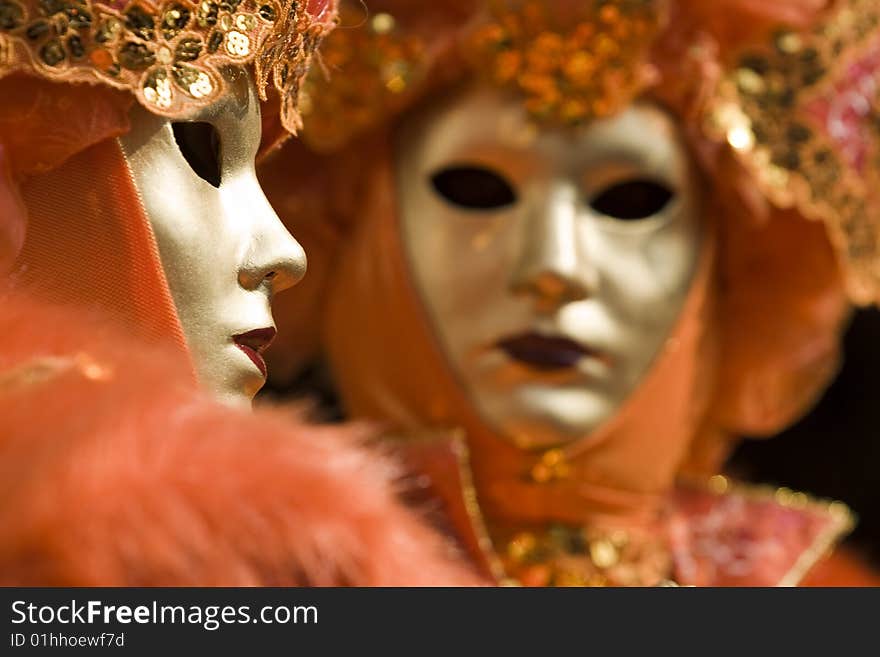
[589,539,619,569]
[161,4,190,40]
[39,37,64,65]
[66,33,84,58]
[0,0,24,30]
[727,124,755,151]
[304,0,664,147]
[529,448,571,483]
[197,0,218,27]
[775,31,803,54]
[172,62,212,97]
[175,37,202,62]
[736,68,765,94]
[234,13,254,31]
[224,29,248,56]
[43,0,93,30]
[143,66,173,108]
[94,17,121,44]
[258,3,274,22]
[206,28,223,52]
[187,70,212,97]
[123,5,154,40]
[117,40,154,69]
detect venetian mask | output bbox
[395,85,703,448]
[119,66,307,406]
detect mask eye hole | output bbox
[172,121,221,188]
[590,178,674,220]
[430,165,517,210]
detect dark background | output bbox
[730,308,880,568]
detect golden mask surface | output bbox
[119,65,306,405]
[395,86,702,448]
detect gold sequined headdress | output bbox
[0,0,337,132]
[467,0,665,124]
[301,0,667,149]
[707,0,880,305]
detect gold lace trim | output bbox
[705,0,880,304]
[0,0,332,132]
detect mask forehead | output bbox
[400,85,690,186]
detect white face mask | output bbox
[119,66,307,406]
[395,85,703,448]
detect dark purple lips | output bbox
[496,332,597,371]
[233,327,277,378]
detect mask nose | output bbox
[509,181,596,312]
[237,196,307,296]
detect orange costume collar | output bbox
[399,431,855,587]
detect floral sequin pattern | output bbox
[0,0,330,130]
[467,0,665,125]
[707,0,880,304]
[300,0,664,150]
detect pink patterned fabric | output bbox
[669,485,848,586]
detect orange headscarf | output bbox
[0,74,191,367]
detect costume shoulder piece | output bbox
[669,477,855,587]
[0,0,337,131]
[392,432,860,587]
